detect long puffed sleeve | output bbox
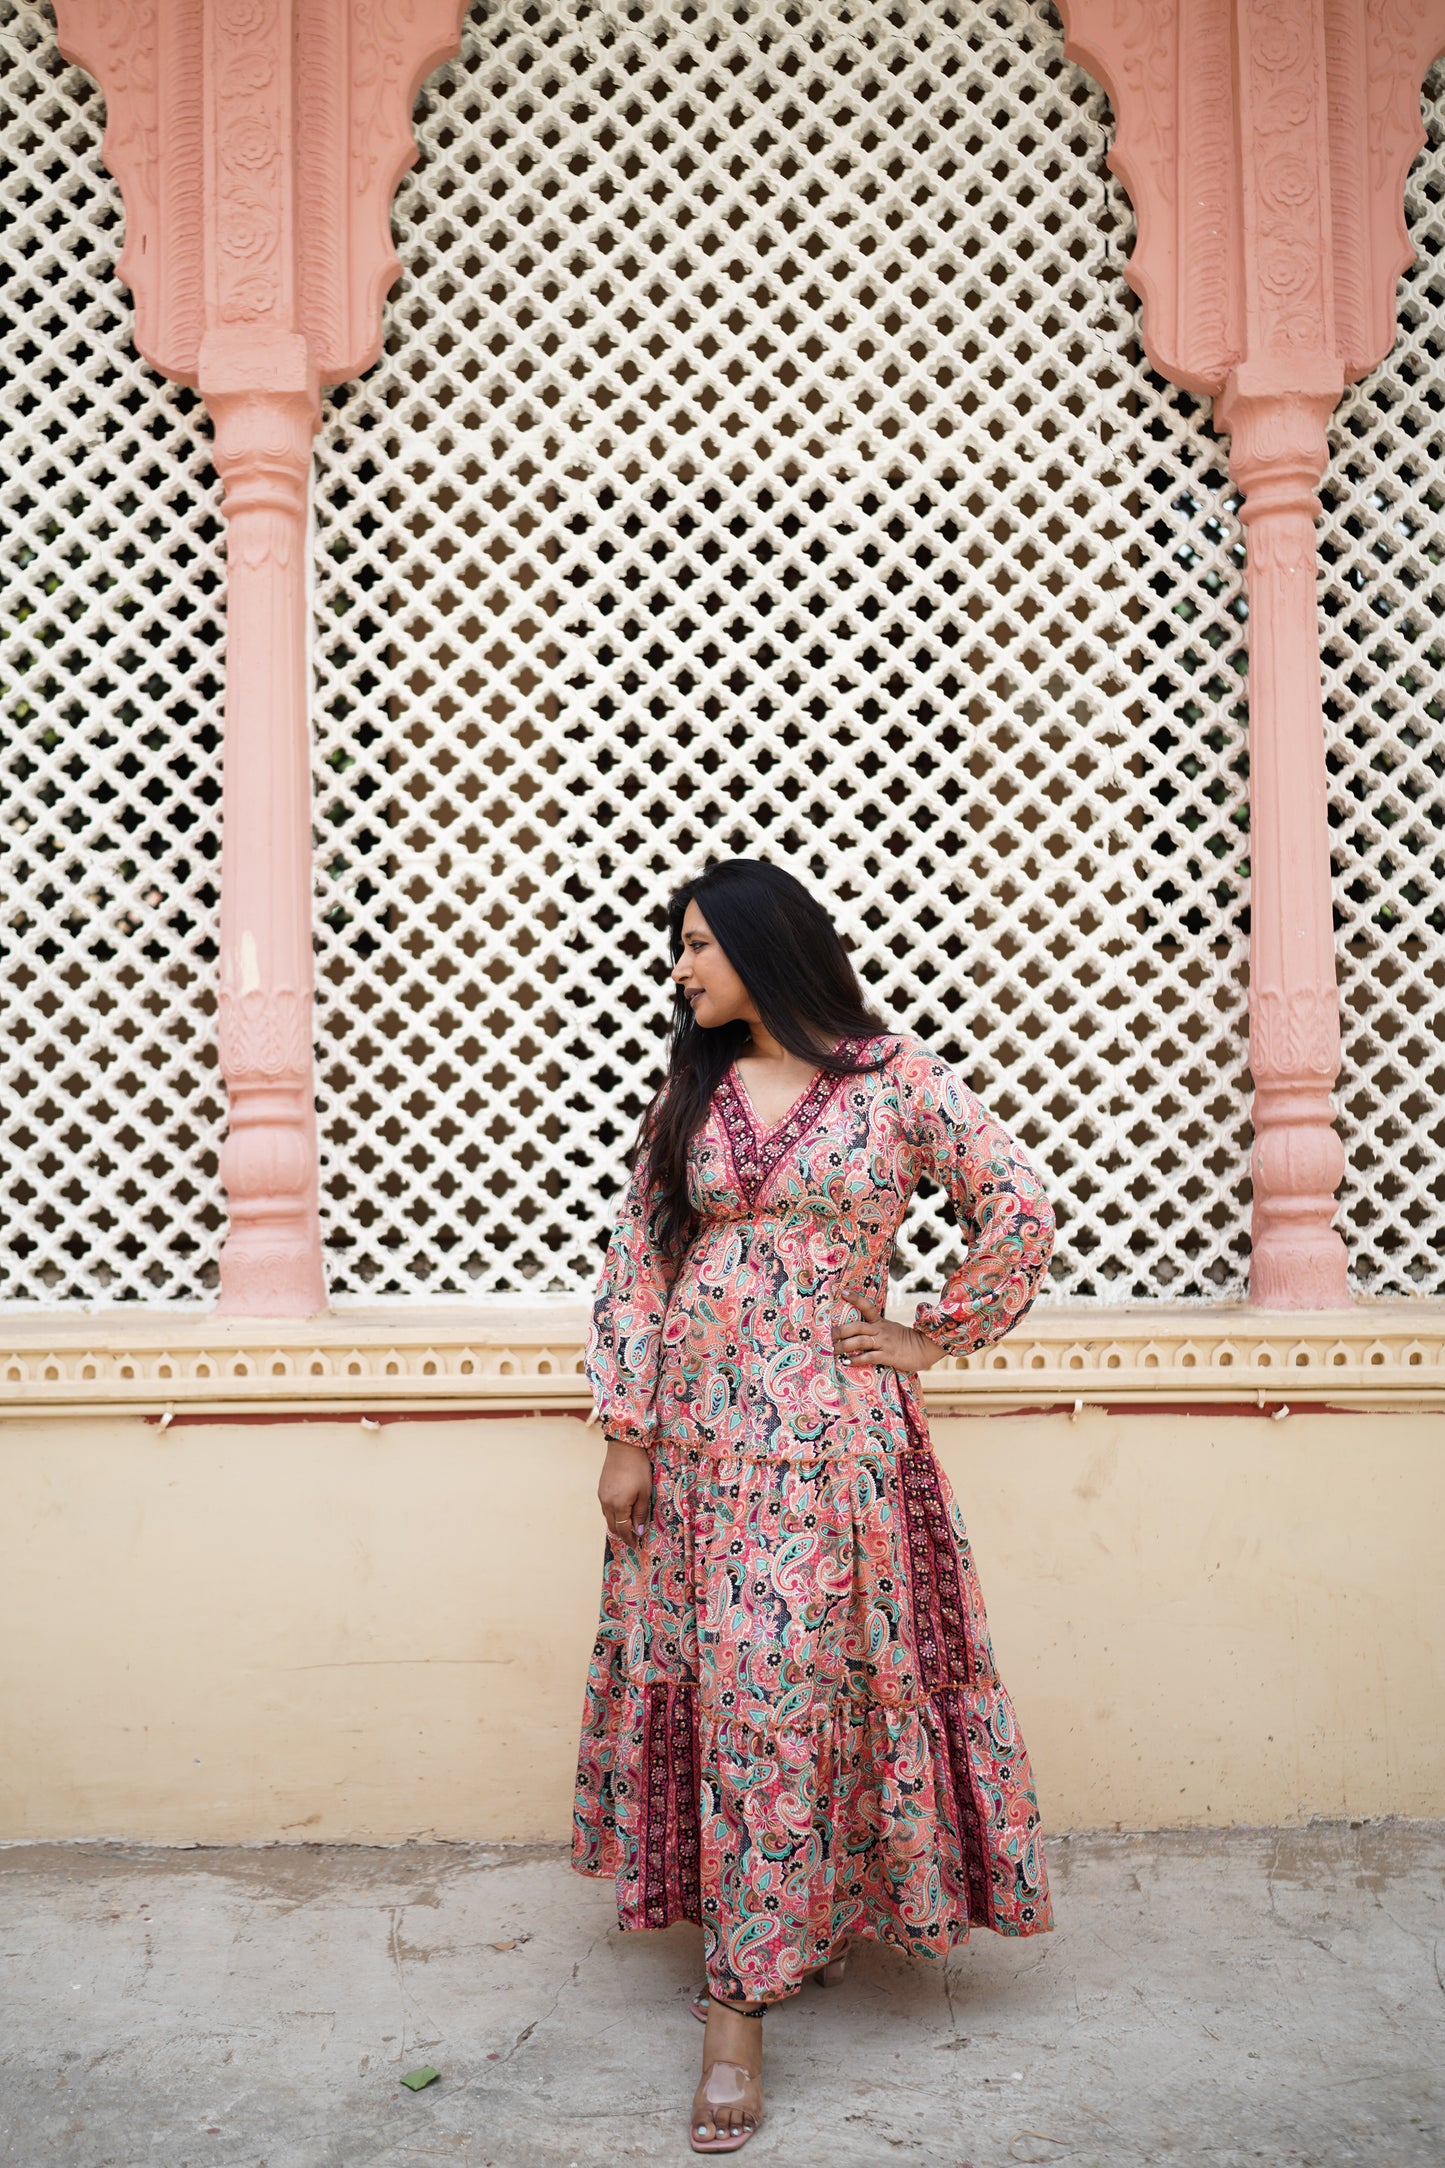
[584,1117,675,1452]
[898,1041,1056,1358]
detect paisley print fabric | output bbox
[572,1030,1056,2004]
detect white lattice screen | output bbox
[1321,58,1445,1296]
[0,2,228,1303]
[4,0,1442,1310]
[310,0,1257,1304]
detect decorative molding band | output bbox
[3,1305,1444,1419]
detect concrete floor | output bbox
[1,1826,1441,2168]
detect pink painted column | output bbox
[1061,0,1445,1305]
[1215,0,1349,1303]
[209,373,325,1311]
[1215,378,1345,1301]
[54,0,468,1315]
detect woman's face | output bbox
[672,899,756,1030]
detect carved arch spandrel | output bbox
[298,0,470,383]
[53,0,206,381]
[1056,0,1240,395]
[52,0,469,386]
[1056,0,1445,391]
[1328,0,1445,379]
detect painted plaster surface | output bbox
[1,1411,1440,1844]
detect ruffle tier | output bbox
[572,1440,1052,2006]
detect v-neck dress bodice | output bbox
[584,1028,1055,1464]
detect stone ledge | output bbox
[3,1301,1444,1416]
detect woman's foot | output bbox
[690,1996,764,2152]
[689,1941,848,2021]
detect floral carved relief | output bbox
[1238,0,1330,355]
[1178,0,1241,387]
[56,0,206,378]
[1062,0,1445,390]
[218,989,314,1081]
[211,0,285,324]
[57,0,469,383]
[1061,0,1190,384]
[1366,0,1444,188]
[339,0,468,378]
[351,0,415,185]
[89,0,160,200]
[1250,989,1343,1081]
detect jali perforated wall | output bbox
[4,2,1442,1309]
[308,0,1257,1305]
[1320,58,1445,1295]
[1,1,227,1302]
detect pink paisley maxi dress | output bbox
[572,1028,1056,2007]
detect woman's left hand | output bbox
[832,1296,947,1374]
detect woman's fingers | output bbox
[831,1326,888,1361]
[834,1312,881,1351]
[597,1482,628,1540]
[598,1475,651,1545]
[597,1440,652,1545]
[832,1305,914,1370]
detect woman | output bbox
[572,857,1055,2153]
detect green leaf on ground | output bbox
[400,2066,440,2090]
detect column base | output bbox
[215,1230,329,1318]
[1248,1233,1350,1310]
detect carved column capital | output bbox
[1215,372,1341,566]
[54,0,470,388]
[1214,378,1336,485]
[207,386,318,560]
[1058,0,1445,395]
[217,988,314,1081]
[1251,982,1342,1075]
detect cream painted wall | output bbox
[1,1411,1441,1843]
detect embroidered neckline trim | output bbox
[718,1031,880,1206]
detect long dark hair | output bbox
[628,857,899,1275]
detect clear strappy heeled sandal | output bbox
[690,2050,764,2153]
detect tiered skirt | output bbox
[572,1422,1052,2006]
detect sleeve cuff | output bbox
[911,1302,973,1360]
[599,1417,655,1452]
